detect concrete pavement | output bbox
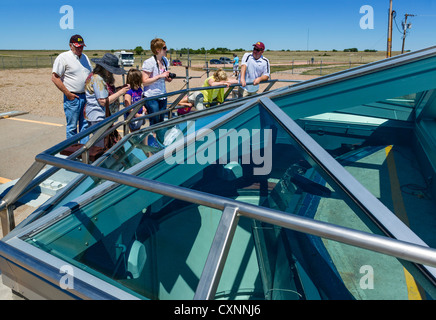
[0,112,67,299]
[0,112,67,181]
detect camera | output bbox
[168,72,177,79]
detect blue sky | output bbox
[1,0,435,52]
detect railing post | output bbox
[0,161,46,235]
[185,66,190,90]
[194,205,240,300]
[0,203,15,236]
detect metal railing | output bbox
[33,144,436,299]
[18,95,436,299]
[2,47,436,299]
[0,79,299,236]
[3,45,436,237]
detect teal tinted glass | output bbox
[218,217,436,300]
[23,102,435,299]
[49,109,232,211]
[99,110,231,172]
[383,92,425,108]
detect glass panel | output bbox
[48,109,232,212]
[99,109,231,172]
[300,116,436,249]
[382,92,425,108]
[42,90,427,216]
[22,102,435,299]
[216,218,436,300]
[25,188,223,300]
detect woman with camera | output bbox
[141,38,173,125]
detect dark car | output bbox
[171,59,182,66]
[219,57,232,64]
[209,59,222,65]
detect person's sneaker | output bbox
[194,93,204,110]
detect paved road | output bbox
[0,112,66,300]
[0,112,66,181]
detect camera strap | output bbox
[153,55,167,75]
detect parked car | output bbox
[219,57,232,64]
[171,59,182,66]
[209,59,222,64]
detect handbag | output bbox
[60,143,105,162]
[104,128,121,150]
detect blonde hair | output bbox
[213,68,227,81]
[150,38,166,55]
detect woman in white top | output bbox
[141,38,173,125]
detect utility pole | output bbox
[401,14,415,54]
[387,0,393,58]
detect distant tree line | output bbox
[131,45,377,55]
[178,47,245,54]
[343,48,378,52]
[131,46,246,55]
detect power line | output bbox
[392,11,404,34]
[401,14,415,53]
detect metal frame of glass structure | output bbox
[1,46,436,300]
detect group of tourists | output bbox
[51,35,271,143]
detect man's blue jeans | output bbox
[63,93,89,143]
[145,98,167,126]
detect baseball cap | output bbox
[70,34,86,47]
[253,42,265,51]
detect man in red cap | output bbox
[238,42,270,97]
[52,35,92,143]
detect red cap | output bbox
[70,34,86,47]
[253,42,265,51]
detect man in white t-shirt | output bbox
[52,35,92,142]
[238,42,270,98]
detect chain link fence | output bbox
[0,55,58,69]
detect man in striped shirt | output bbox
[238,42,270,97]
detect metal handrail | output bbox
[3,47,436,298]
[3,45,436,230]
[0,79,298,212]
[0,240,132,300]
[29,93,436,299]
[34,152,436,271]
[3,46,436,239]
[41,79,298,158]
